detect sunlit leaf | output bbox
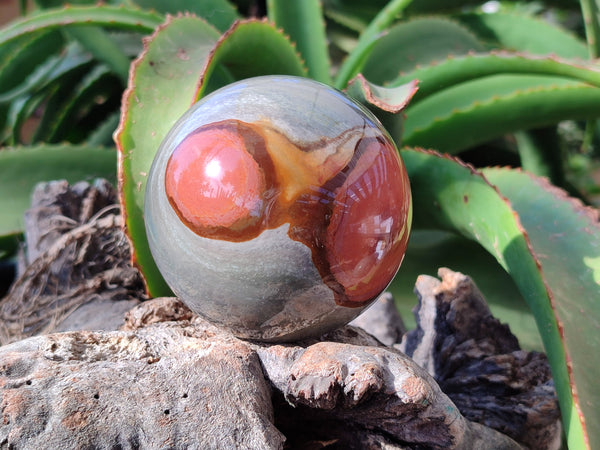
[403,147,588,450]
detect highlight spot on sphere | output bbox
[165,125,266,234]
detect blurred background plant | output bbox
[0,0,599,448]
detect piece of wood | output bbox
[401,268,561,450]
[0,180,146,344]
[0,180,559,448]
[0,312,522,449]
[0,319,285,449]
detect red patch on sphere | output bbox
[325,138,411,304]
[165,126,266,234]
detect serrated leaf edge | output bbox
[346,73,418,113]
[405,81,599,138]
[405,146,586,443]
[192,17,309,101]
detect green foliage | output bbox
[483,167,600,444]
[0,144,116,257]
[267,0,331,83]
[0,1,598,448]
[404,148,591,447]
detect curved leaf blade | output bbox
[0,144,117,253]
[32,61,96,143]
[390,52,600,102]
[65,25,131,83]
[334,0,414,89]
[403,75,600,152]
[267,0,332,83]
[128,0,239,32]
[115,15,221,296]
[44,65,121,143]
[360,17,484,85]
[345,73,418,141]
[195,19,308,99]
[0,29,64,96]
[457,11,589,58]
[346,73,418,113]
[322,0,387,32]
[0,4,163,46]
[402,147,586,449]
[483,167,600,450]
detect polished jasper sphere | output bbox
[145,76,412,341]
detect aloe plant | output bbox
[0,0,598,448]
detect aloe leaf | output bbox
[46,65,121,143]
[0,144,117,255]
[403,75,600,152]
[346,74,418,112]
[32,61,95,143]
[389,52,600,103]
[0,29,64,95]
[0,50,63,104]
[482,167,600,450]
[33,0,116,7]
[327,20,359,55]
[334,0,414,89]
[128,0,239,32]
[109,31,146,58]
[322,0,387,32]
[409,0,581,11]
[115,15,221,296]
[267,0,332,83]
[514,128,565,187]
[402,147,586,449]
[1,42,96,144]
[3,91,46,145]
[404,0,485,12]
[87,111,121,147]
[195,19,308,99]
[0,4,163,46]
[457,11,589,58]
[360,17,484,86]
[2,43,95,144]
[323,7,369,33]
[345,74,417,141]
[65,25,131,83]
[580,0,600,58]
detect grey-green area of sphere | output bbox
[145,76,391,341]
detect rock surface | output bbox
[349,291,406,345]
[255,335,521,449]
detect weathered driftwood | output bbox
[401,269,561,450]
[0,302,522,450]
[0,180,145,344]
[0,180,560,449]
[0,318,284,449]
